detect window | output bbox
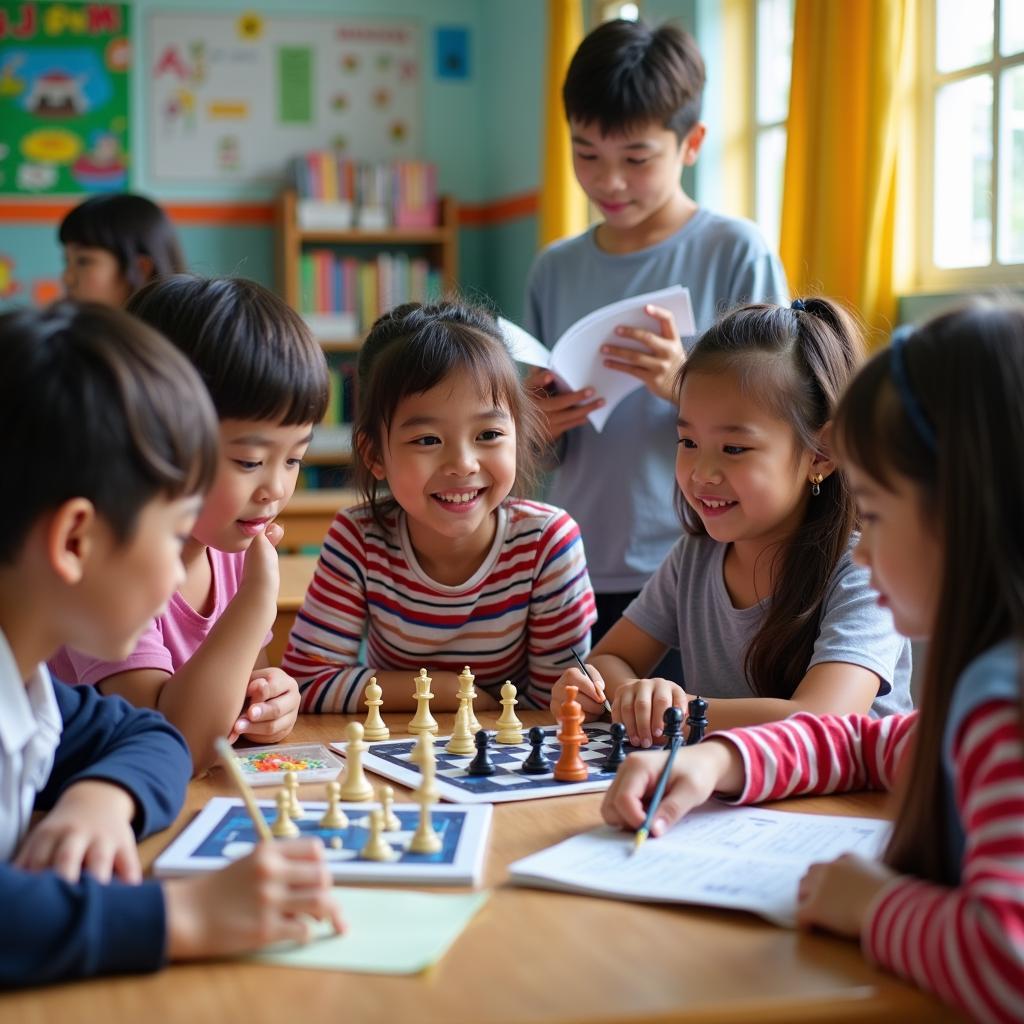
[919,0,1024,285]
[753,0,794,250]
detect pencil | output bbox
[570,647,614,716]
[632,733,684,854]
[214,736,273,842]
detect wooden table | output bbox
[275,488,357,552]
[0,714,961,1024]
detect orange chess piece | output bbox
[554,684,589,782]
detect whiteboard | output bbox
[147,12,421,185]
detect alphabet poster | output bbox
[148,12,422,186]
[0,2,131,194]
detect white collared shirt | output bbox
[0,627,63,862]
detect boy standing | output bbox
[525,20,788,647]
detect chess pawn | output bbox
[601,721,628,773]
[494,680,524,744]
[467,730,496,776]
[380,785,401,831]
[554,684,589,782]
[271,789,299,838]
[360,808,397,862]
[362,677,390,740]
[520,725,553,774]
[446,698,476,755]
[685,696,709,745]
[409,779,442,854]
[411,731,439,803]
[284,770,303,819]
[339,721,374,801]
[408,668,439,735]
[319,780,349,830]
[458,665,482,733]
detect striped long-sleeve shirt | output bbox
[283,499,597,713]
[720,696,1024,1024]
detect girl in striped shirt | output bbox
[284,301,597,714]
[603,300,1024,1023]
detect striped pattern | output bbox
[283,500,596,714]
[722,708,1024,1023]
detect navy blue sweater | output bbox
[0,682,190,987]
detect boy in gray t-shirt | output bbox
[524,20,788,649]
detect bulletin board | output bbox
[0,2,131,195]
[147,12,422,186]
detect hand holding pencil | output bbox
[549,654,613,720]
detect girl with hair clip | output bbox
[601,300,1024,1023]
[59,193,186,306]
[553,298,912,744]
[283,300,597,714]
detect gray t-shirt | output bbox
[525,208,789,592]
[623,532,914,717]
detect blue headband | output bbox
[889,325,937,453]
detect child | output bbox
[554,299,912,743]
[524,19,789,663]
[59,193,186,306]
[601,301,1024,1022]
[51,276,329,771]
[1,303,341,987]
[283,300,597,713]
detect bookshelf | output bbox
[274,188,459,483]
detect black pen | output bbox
[570,647,614,715]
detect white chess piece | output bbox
[360,808,397,861]
[362,677,390,740]
[380,785,401,831]
[495,680,524,744]
[271,788,299,838]
[409,733,442,854]
[408,668,439,734]
[319,779,349,830]
[445,698,476,755]
[411,730,439,803]
[458,665,482,733]
[284,770,303,819]
[339,721,374,801]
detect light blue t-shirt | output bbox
[621,531,914,718]
[525,208,789,592]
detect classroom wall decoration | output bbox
[148,13,422,186]
[0,2,131,194]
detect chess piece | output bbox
[408,668,438,734]
[601,722,628,773]
[467,730,496,776]
[458,665,482,733]
[284,770,303,819]
[554,684,589,782]
[411,731,439,803]
[409,733,442,854]
[661,706,683,748]
[360,808,397,861]
[339,721,374,800]
[685,696,709,745]
[520,725,553,774]
[271,788,299,838]
[362,676,390,740]
[446,698,476,755]
[330,835,343,850]
[494,681,524,744]
[319,780,349,830]
[380,785,401,831]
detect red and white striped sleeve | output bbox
[862,700,1024,1024]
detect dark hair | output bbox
[834,299,1024,886]
[353,300,544,528]
[126,275,329,426]
[563,19,705,140]
[59,193,186,291]
[677,299,864,699]
[0,302,218,563]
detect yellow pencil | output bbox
[214,737,273,842]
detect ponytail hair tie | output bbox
[791,299,807,312]
[889,324,937,454]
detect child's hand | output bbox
[549,666,608,719]
[615,677,689,747]
[601,739,744,837]
[523,367,605,442]
[795,854,898,939]
[601,304,685,403]
[235,667,300,743]
[13,780,141,884]
[239,521,283,600]
[163,837,344,960]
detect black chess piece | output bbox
[661,706,684,748]
[685,696,708,745]
[519,725,553,774]
[467,730,496,776]
[600,721,628,772]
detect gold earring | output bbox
[810,473,824,497]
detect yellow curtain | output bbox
[780,0,918,343]
[538,0,587,248]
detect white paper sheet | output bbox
[508,801,890,927]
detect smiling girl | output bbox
[284,301,597,713]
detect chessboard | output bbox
[153,796,492,885]
[331,724,641,805]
